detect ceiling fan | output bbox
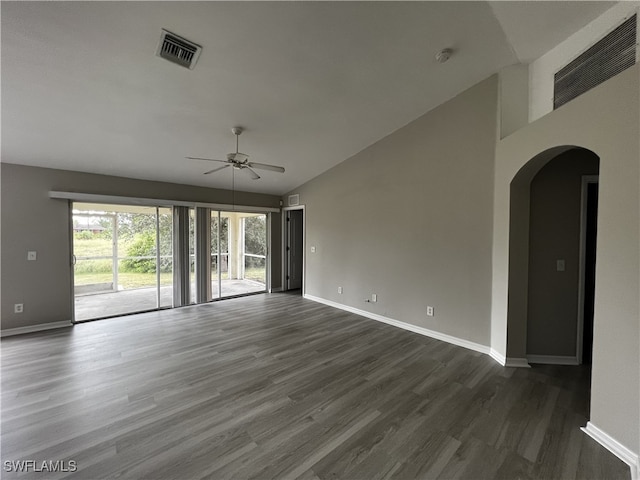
[187,127,285,180]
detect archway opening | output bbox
[525,149,599,365]
[506,146,600,364]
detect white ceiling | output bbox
[1,1,616,196]
[488,1,615,63]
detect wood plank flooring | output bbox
[1,293,630,479]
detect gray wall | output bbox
[286,75,498,346]
[1,163,281,331]
[526,149,599,357]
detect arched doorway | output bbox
[505,146,600,365]
[524,148,599,365]
[491,66,639,468]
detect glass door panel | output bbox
[220,211,267,297]
[210,212,221,300]
[73,213,116,320]
[116,209,158,303]
[158,207,173,308]
[218,214,230,297]
[220,212,237,297]
[72,203,172,321]
[244,215,267,288]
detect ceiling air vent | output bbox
[554,14,637,110]
[156,29,202,70]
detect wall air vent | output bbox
[288,194,300,207]
[554,14,637,110]
[156,29,202,70]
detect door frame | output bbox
[575,175,599,364]
[68,202,76,323]
[282,205,305,294]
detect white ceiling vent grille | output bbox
[554,14,637,110]
[156,29,202,70]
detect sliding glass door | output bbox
[219,212,267,297]
[210,212,227,300]
[242,214,267,288]
[72,203,173,321]
[157,207,174,308]
[204,211,267,299]
[73,203,269,320]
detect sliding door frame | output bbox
[58,192,279,321]
[68,201,76,323]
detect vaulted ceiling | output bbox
[1,1,615,195]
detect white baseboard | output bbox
[1,320,73,338]
[490,349,506,365]
[582,422,639,480]
[505,357,531,368]
[489,349,531,368]
[527,354,579,365]
[304,294,491,357]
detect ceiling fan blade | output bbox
[187,156,228,163]
[247,162,285,173]
[243,166,261,180]
[204,164,231,175]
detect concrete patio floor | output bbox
[74,280,266,321]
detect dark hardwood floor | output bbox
[1,293,630,479]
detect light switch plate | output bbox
[27,251,37,261]
[557,259,565,272]
[311,246,316,253]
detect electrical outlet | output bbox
[338,287,343,294]
[556,259,565,272]
[371,294,377,303]
[27,251,37,261]
[426,306,434,317]
[14,304,24,314]
[311,246,316,253]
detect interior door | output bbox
[287,209,303,290]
